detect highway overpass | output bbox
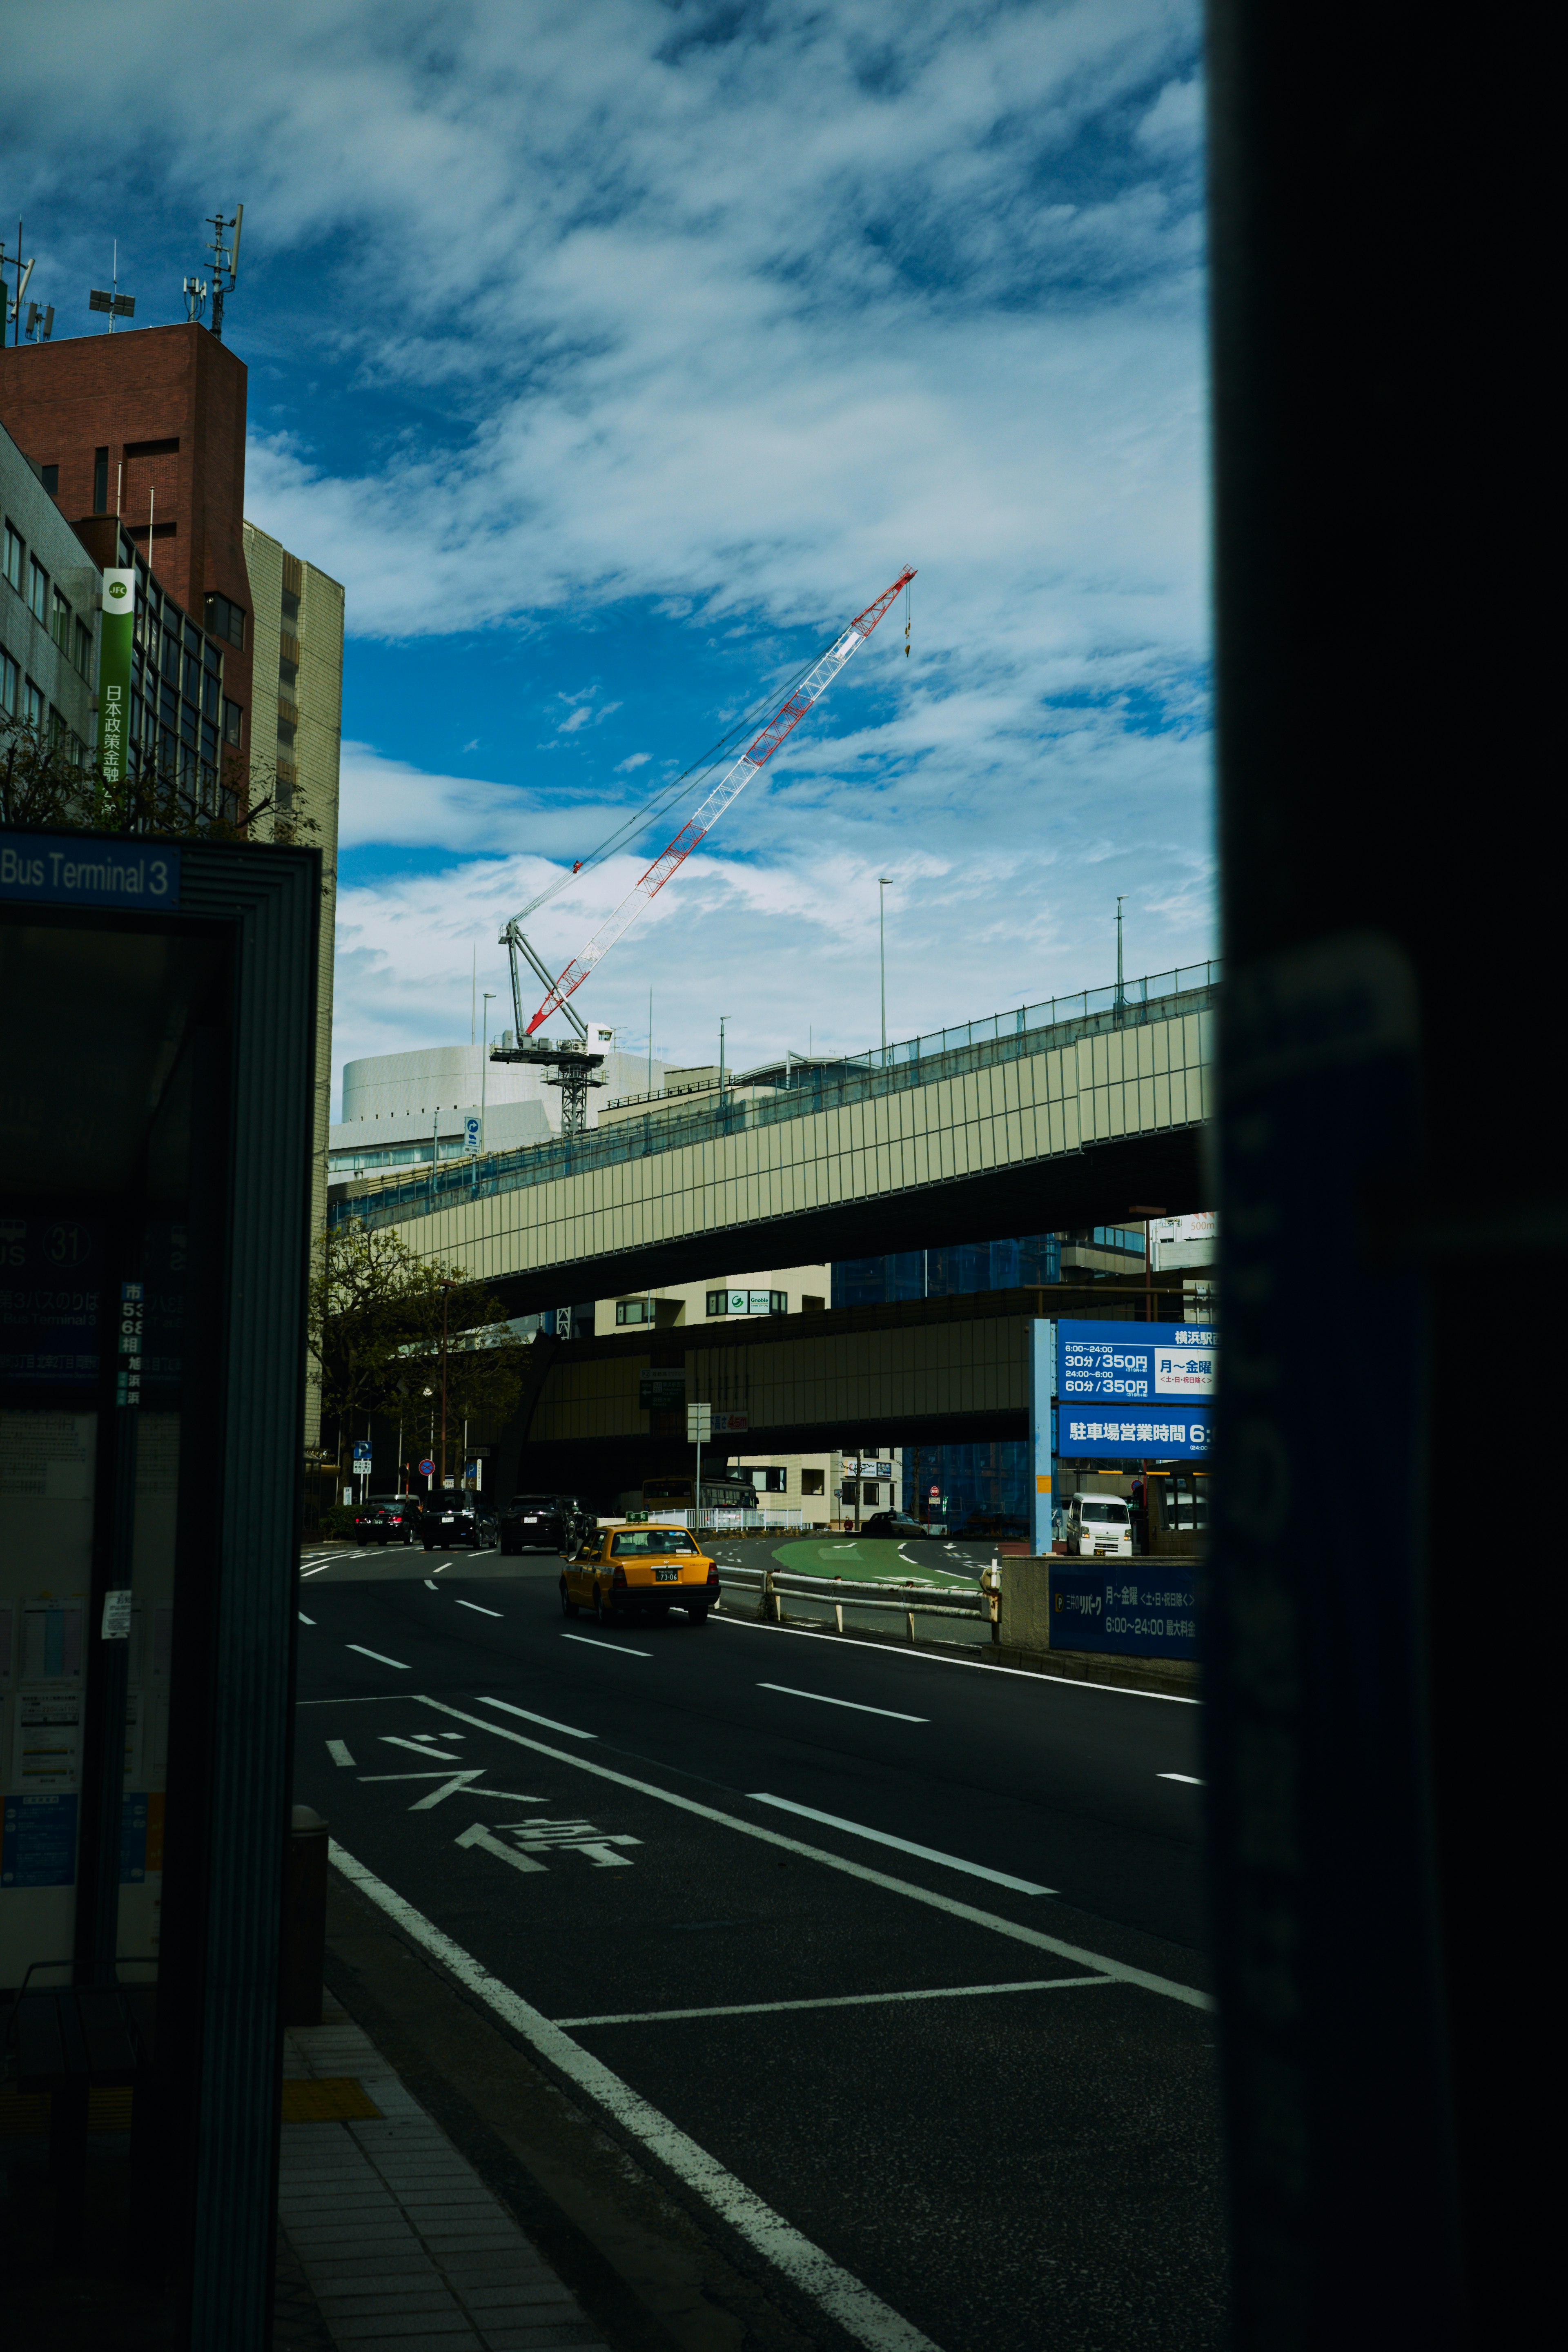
[332,962,1218,1318]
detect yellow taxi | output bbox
[561,1523,721,1627]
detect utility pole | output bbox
[438,1282,452,1488]
[879,878,892,1055]
[1114,896,1127,1027]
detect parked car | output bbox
[422,1491,499,1551]
[352,1494,422,1546]
[860,1510,932,1542]
[499,1493,577,1555]
[1054,1494,1134,1559]
[561,1524,719,1626]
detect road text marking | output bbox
[326,1740,355,1768]
[331,1841,942,2352]
[456,1820,547,1874]
[471,1695,597,1741]
[418,1697,1213,2010]
[559,1974,1113,2027]
[346,1644,411,1670]
[747,1793,1053,1894]
[757,1683,927,1723]
[562,1633,652,1658]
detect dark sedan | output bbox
[860,1510,935,1541]
[421,1493,498,1551]
[499,1493,575,1555]
[352,1494,422,1546]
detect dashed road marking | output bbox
[345,1643,410,1670]
[562,1633,651,1658]
[757,1683,927,1723]
[455,1598,503,1617]
[326,1739,355,1767]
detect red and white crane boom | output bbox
[518,566,914,1036]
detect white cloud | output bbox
[5,0,1216,1090]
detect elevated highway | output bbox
[333,962,1218,1318]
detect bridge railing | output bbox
[719,1559,996,1640]
[331,959,1220,1233]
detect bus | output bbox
[641,1472,760,1515]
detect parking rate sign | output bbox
[1056,1318,1215,1460]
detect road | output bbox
[294,1541,1225,2352]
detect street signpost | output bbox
[686,1401,711,1528]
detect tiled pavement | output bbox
[279,1994,610,2352]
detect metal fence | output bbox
[719,1560,997,1642]
[331,960,1221,1233]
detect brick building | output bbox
[0,321,254,763]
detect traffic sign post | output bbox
[686,1401,711,1528]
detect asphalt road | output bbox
[294,1545,1225,2352]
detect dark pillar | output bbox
[1204,6,1546,2346]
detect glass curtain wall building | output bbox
[831,1229,1147,1530]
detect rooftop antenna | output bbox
[1,224,36,347]
[89,238,136,332]
[182,270,208,323]
[205,203,242,340]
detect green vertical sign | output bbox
[98,567,136,787]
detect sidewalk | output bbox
[278,1993,608,2352]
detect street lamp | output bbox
[878,878,893,1056]
[480,990,496,1154]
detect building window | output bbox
[40,465,58,496]
[800,1468,825,1497]
[615,1298,657,1326]
[747,1466,787,1493]
[222,697,243,746]
[51,588,71,653]
[706,1288,788,1317]
[203,592,246,649]
[24,678,44,729]
[801,1294,824,1312]
[3,524,21,592]
[74,618,93,679]
[94,448,109,512]
[1,651,17,715]
[27,557,48,623]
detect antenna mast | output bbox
[205,204,243,340]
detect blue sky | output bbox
[7,0,1212,1101]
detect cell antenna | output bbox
[205,205,243,340]
[89,238,135,332]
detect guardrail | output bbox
[719,1561,998,1642]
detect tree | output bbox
[0,710,312,844]
[307,1220,527,1481]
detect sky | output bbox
[5,0,1212,1105]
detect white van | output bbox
[1057,1494,1134,1559]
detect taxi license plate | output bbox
[653,1566,679,1581]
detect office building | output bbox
[1,416,99,760]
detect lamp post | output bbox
[878,878,892,1056]
[480,991,495,1153]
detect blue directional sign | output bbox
[0,834,180,909]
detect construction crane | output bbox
[492,566,915,1132]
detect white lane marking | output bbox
[379,1734,464,1757]
[346,1644,411,1670]
[747,1794,1053,1895]
[424,1578,439,1590]
[455,1821,547,1874]
[330,1840,942,2352]
[562,1633,652,1659]
[301,1564,332,1578]
[757,1683,927,1724]
[559,1975,1113,2027]
[419,1698,1214,2011]
[455,1598,504,1617]
[326,1740,355,1768]
[712,1614,1199,1703]
[470,1695,597,1742]
[298,1612,316,1625]
[296,1694,410,1706]
[1158,1772,1204,1785]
